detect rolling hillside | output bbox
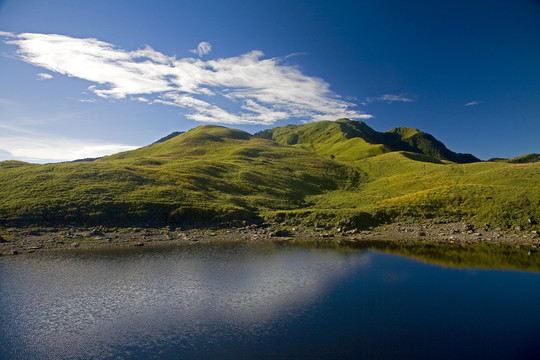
[0,120,538,229]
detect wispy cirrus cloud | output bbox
[36,73,53,80]
[3,32,371,125]
[366,94,415,104]
[465,100,480,106]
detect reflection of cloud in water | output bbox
[0,244,371,359]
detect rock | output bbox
[132,242,145,247]
[516,226,524,231]
[87,228,104,237]
[269,229,292,237]
[70,242,80,248]
[462,223,474,232]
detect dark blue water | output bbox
[1,242,539,359]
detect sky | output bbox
[0,0,539,163]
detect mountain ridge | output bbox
[255,119,480,163]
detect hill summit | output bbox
[255,118,480,163]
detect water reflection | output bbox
[0,242,370,359]
[1,241,539,360]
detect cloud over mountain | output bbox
[4,32,371,125]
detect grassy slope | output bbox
[266,151,539,229]
[256,120,538,228]
[0,125,357,225]
[0,122,538,229]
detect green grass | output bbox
[0,125,354,226]
[0,121,538,229]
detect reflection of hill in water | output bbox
[287,239,540,273]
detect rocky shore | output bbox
[1,221,539,256]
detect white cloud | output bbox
[36,73,53,80]
[190,41,212,57]
[367,94,415,103]
[465,100,480,106]
[0,134,137,163]
[3,32,371,125]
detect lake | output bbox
[1,241,539,359]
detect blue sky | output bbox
[1,0,539,163]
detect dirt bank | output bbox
[1,222,538,256]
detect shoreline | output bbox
[1,222,539,256]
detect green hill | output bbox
[0,125,357,226]
[384,127,480,163]
[255,118,480,163]
[0,120,538,230]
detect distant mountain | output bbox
[255,118,480,163]
[0,120,537,229]
[489,153,540,164]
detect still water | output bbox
[1,241,539,359]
